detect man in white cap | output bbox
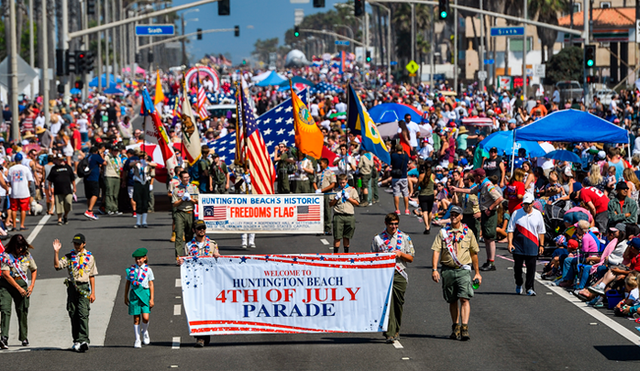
[507,193,545,296]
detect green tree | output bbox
[529,0,569,63]
[252,38,279,63]
[544,46,582,85]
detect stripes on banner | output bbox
[297,205,321,221]
[202,205,226,221]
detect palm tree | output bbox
[529,0,569,62]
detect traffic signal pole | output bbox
[9,0,19,141]
[42,0,50,130]
[583,0,590,107]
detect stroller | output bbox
[542,199,569,256]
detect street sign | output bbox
[478,70,487,81]
[409,73,416,77]
[484,59,494,65]
[405,60,419,74]
[294,9,304,26]
[490,27,524,37]
[135,24,175,36]
[335,40,350,46]
[636,20,640,44]
[0,55,39,93]
[390,61,398,66]
[535,64,546,77]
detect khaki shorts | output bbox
[441,267,474,303]
[333,214,355,240]
[54,194,73,214]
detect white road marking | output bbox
[320,239,329,245]
[393,340,403,349]
[172,337,181,349]
[538,276,640,347]
[175,278,181,287]
[26,214,51,244]
[174,304,181,316]
[402,357,410,360]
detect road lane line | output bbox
[174,304,181,316]
[26,214,51,244]
[320,239,329,245]
[537,275,640,347]
[175,278,181,287]
[393,340,403,349]
[172,337,180,349]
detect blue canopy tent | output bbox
[479,130,546,157]
[88,74,123,87]
[368,103,422,124]
[103,86,125,95]
[278,76,314,87]
[70,88,81,95]
[255,71,287,87]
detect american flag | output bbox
[202,205,226,221]
[297,205,321,222]
[206,91,306,166]
[196,75,209,120]
[240,86,275,194]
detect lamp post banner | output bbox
[181,253,396,335]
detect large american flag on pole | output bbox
[196,74,209,120]
[240,87,275,194]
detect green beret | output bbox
[132,248,148,258]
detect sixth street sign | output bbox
[135,24,175,36]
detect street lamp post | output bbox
[369,1,391,83]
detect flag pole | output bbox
[234,81,242,167]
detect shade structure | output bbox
[377,121,432,139]
[70,88,81,95]
[368,103,422,124]
[279,76,314,87]
[254,71,287,87]
[461,117,493,126]
[479,130,547,157]
[543,149,582,163]
[88,74,124,87]
[103,86,124,95]
[251,70,272,82]
[514,109,629,144]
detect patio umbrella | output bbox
[368,103,422,124]
[461,117,493,126]
[478,130,547,157]
[543,149,582,163]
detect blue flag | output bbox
[346,84,390,165]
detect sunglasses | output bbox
[195,226,207,231]
[388,222,399,226]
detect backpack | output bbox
[77,156,91,178]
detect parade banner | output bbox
[181,253,395,335]
[198,194,324,234]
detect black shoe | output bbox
[0,337,8,349]
[479,262,496,271]
[424,229,431,235]
[21,339,28,346]
[195,338,205,348]
[63,217,68,225]
[79,342,89,352]
[142,224,148,228]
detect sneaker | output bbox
[134,224,140,229]
[84,211,98,220]
[408,200,419,208]
[479,262,496,271]
[195,338,205,348]
[114,211,123,216]
[250,243,256,248]
[21,339,28,347]
[394,210,400,215]
[142,224,148,228]
[460,324,470,341]
[385,336,394,344]
[587,284,605,296]
[242,244,248,249]
[527,289,537,296]
[133,212,137,218]
[0,337,8,349]
[404,209,410,215]
[63,217,68,225]
[134,339,142,349]
[71,342,80,352]
[368,202,373,206]
[108,211,114,216]
[516,286,522,295]
[79,342,89,352]
[143,331,150,345]
[449,324,460,340]
[57,220,63,226]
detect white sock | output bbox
[134,324,140,342]
[140,322,148,336]
[136,214,142,225]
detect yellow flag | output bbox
[291,89,323,159]
[153,71,165,105]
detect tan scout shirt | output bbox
[1,253,37,280]
[431,225,479,268]
[57,250,98,283]
[316,169,336,191]
[172,183,200,212]
[371,230,415,281]
[332,186,359,214]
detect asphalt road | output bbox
[0,178,639,370]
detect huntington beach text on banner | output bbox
[180,253,396,335]
[198,194,324,234]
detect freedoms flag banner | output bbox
[199,194,324,234]
[181,252,396,335]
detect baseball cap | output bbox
[14,152,23,162]
[450,205,463,215]
[567,239,579,249]
[194,219,206,229]
[471,168,486,177]
[630,237,640,250]
[554,235,567,247]
[522,193,535,204]
[616,182,629,190]
[610,223,627,233]
[72,233,86,244]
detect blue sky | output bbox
[171,0,345,64]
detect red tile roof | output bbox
[558,7,635,28]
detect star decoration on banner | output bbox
[206,90,308,165]
[310,81,344,94]
[239,256,247,264]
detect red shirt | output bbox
[580,187,609,214]
[71,130,82,150]
[630,255,640,272]
[505,181,525,214]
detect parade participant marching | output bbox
[178,219,220,347]
[431,205,482,341]
[124,248,154,348]
[293,150,314,194]
[172,171,199,261]
[0,234,37,349]
[314,158,336,236]
[330,174,359,253]
[507,193,546,296]
[53,234,98,352]
[371,213,415,343]
[209,154,229,194]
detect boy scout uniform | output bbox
[56,238,98,346]
[477,180,502,241]
[431,225,479,303]
[0,252,37,343]
[210,161,229,194]
[332,186,359,243]
[460,191,481,243]
[172,182,199,257]
[316,168,337,234]
[294,157,314,194]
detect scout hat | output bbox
[72,233,86,244]
[132,248,148,258]
[450,205,463,215]
[194,219,206,229]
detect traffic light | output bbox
[197,28,203,40]
[79,50,95,74]
[56,49,65,76]
[87,0,95,15]
[234,25,240,37]
[294,26,300,37]
[135,53,141,64]
[57,84,65,94]
[586,75,599,84]
[218,0,230,16]
[313,0,325,7]
[74,80,84,89]
[76,50,86,74]
[242,59,247,65]
[584,44,596,68]
[65,50,78,75]
[365,51,371,63]
[354,0,365,17]
[148,52,154,63]
[438,0,450,20]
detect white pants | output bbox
[242,233,255,245]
